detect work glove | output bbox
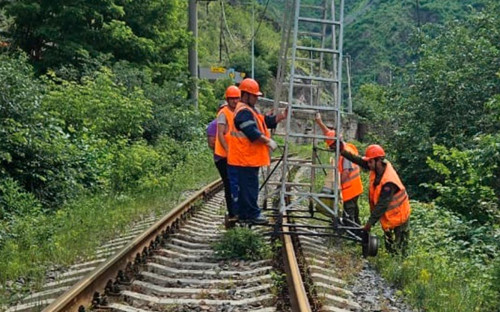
[267,139,278,151]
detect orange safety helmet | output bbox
[239,78,262,96]
[362,144,385,161]
[225,85,241,99]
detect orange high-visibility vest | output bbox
[369,162,411,231]
[214,106,234,158]
[340,143,363,201]
[227,102,271,167]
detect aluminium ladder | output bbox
[278,0,346,221]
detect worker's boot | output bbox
[250,214,268,225]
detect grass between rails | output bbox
[213,227,273,261]
[0,150,218,305]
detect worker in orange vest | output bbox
[214,86,241,220]
[340,144,411,254]
[227,78,287,224]
[314,113,363,224]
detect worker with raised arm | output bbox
[340,143,411,254]
[314,112,363,225]
[227,78,287,224]
[214,86,241,221]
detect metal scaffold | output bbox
[264,0,378,257]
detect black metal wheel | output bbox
[362,234,379,258]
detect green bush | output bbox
[372,202,499,312]
[0,139,218,297]
[43,70,153,140]
[425,144,499,222]
[110,139,165,192]
[0,178,43,250]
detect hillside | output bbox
[197,1,281,95]
[343,0,491,85]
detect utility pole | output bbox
[346,55,353,113]
[188,0,198,109]
[251,1,255,79]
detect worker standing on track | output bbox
[214,86,241,221]
[340,144,411,254]
[227,78,287,224]
[314,113,363,225]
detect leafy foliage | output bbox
[2,0,189,77]
[197,0,280,94]
[343,0,493,87]
[43,69,153,140]
[358,3,500,202]
[372,202,499,312]
[424,143,499,222]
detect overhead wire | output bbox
[220,0,240,47]
[220,0,271,50]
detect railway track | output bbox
[6,163,409,312]
[5,177,306,312]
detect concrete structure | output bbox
[256,97,359,142]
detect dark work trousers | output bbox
[215,158,235,217]
[384,218,410,256]
[343,196,361,225]
[228,165,261,220]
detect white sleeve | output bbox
[217,112,227,125]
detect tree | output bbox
[386,4,500,199]
[3,0,189,76]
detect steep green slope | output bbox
[207,0,491,90]
[197,1,281,94]
[343,0,491,85]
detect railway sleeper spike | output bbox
[104,279,121,296]
[116,269,131,285]
[141,248,150,261]
[148,240,156,250]
[134,252,142,266]
[148,244,155,254]
[126,261,140,277]
[91,291,104,307]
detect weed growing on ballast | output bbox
[213,227,271,261]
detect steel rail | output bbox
[282,211,312,312]
[43,179,223,312]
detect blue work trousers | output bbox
[228,165,261,220]
[215,158,235,217]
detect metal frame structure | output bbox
[261,0,378,257]
[281,0,345,218]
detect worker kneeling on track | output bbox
[227,78,287,225]
[341,143,411,255]
[314,113,363,225]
